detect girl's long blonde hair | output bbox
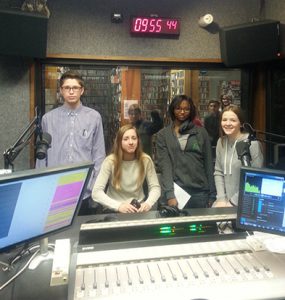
[112,124,145,190]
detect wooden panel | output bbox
[184,70,191,97]
[121,68,141,125]
[47,53,222,63]
[190,70,200,108]
[252,68,266,161]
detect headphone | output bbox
[158,205,189,218]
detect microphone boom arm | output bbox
[3,111,41,170]
[256,130,285,142]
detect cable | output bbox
[0,249,40,291]
[217,221,233,234]
[9,245,33,267]
[0,261,10,269]
[0,242,56,291]
[1,244,37,272]
[1,243,55,271]
[1,244,28,272]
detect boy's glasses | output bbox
[62,86,82,92]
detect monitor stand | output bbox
[28,237,54,270]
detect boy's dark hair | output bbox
[208,100,220,107]
[59,71,84,88]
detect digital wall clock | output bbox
[130,16,180,37]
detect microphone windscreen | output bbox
[36,132,52,160]
[236,140,250,157]
[42,132,52,144]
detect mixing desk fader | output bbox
[68,238,285,300]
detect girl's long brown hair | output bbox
[112,124,146,190]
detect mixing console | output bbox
[68,238,285,300]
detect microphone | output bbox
[236,123,257,167]
[236,140,251,167]
[36,132,52,160]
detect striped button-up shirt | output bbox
[36,103,106,196]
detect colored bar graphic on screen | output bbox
[258,199,263,213]
[58,172,86,185]
[44,172,86,232]
[244,175,262,194]
[0,183,22,238]
[51,181,83,207]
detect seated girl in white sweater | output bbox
[92,124,161,213]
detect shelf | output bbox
[170,70,191,98]
[141,70,170,121]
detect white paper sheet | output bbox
[174,182,191,209]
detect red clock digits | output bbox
[141,18,148,32]
[149,19,156,32]
[156,19,162,32]
[133,18,142,32]
[167,20,177,29]
[131,17,180,36]
[133,18,163,33]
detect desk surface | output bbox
[0,208,236,300]
[0,214,93,300]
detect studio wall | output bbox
[1,0,285,170]
[47,0,259,59]
[0,57,31,171]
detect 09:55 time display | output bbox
[130,17,180,36]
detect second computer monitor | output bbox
[237,166,285,236]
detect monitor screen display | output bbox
[0,162,93,252]
[236,167,285,236]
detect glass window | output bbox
[42,64,241,155]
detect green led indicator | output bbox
[189,224,196,232]
[159,225,177,236]
[160,226,172,234]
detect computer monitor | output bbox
[236,166,285,236]
[0,162,93,253]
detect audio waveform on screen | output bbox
[245,182,260,193]
[244,174,262,194]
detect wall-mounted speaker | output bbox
[0,9,48,58]
[219,20,280,67]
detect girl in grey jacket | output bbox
[213,105,263,207]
